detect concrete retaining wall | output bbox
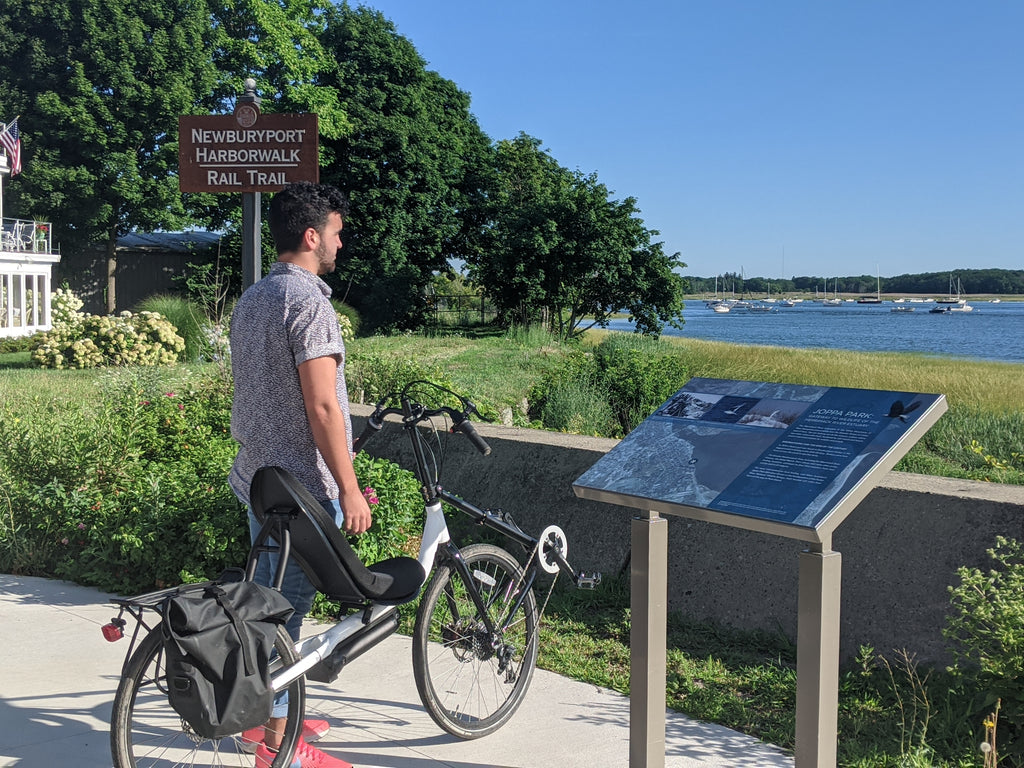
[352,404,1024,663]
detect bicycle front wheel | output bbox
[412,543,539,739]
[110,623,305,768]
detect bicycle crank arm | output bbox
[537,524,602,588]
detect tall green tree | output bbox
[0,0,220,311]
[469,134,687,338]
[316,4,493,332]
[209,0,349,135]
[468,134,564,327]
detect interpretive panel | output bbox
[572,378,946,541]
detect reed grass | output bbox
[324,330,1024,415]
[593,333,1022,414]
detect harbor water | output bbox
[605,299,1024,364]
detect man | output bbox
[229,181,368,768]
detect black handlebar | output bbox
[451,418,491,456]
[353,382,492,456]
[352,414,383,455]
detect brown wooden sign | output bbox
[178,112,319,193]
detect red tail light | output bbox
[102,622,124,642]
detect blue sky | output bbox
[372,1,1022,280]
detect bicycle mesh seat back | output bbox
[249,466,425,606]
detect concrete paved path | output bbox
[0,574,794,767]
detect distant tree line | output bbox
[0,0,685,338]
[687,269,1024,297]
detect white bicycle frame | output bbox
[272,500,450,692]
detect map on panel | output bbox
[572,377,945,533]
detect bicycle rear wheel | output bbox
[110,623,304,768]
[412,543,539,739]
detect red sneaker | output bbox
[240,719,331,753]
[254,737,353,768]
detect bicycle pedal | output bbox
[576,572,602,590]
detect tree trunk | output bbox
[106,237,117,314]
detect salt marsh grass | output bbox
[635,335,1022,413]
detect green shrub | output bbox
[0,365,426,595]
[137,294,212,362]
[529,335,688,436]
[592,334,689,433]
[0,334,40,354]
[0,368,243,591]
[944,536,1024,760]
[350,453,422,563]
[347,351,455,405]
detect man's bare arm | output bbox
[298,355,372,535]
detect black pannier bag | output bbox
[162,579,294,738]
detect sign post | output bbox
[630,509,667,768]
[178,79,320,287]
[573,378,947,768]
[797,543,842,767]
[237,83,261,289]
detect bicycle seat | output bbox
[249,466,425,606]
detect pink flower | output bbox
[60,537,69,545]
[77,523,87,530]
[165,392,176,398]
[362,486,380,505]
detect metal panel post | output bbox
[242,191,261,289]
[796,545,842,768]
[630,509,667,768]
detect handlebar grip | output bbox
[452,419,491,456]
[353,414,383,454]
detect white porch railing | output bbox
[1,217,55,255]
[1,217,61,338]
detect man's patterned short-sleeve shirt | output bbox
[229,261,352,506]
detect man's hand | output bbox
[340,487,373,535]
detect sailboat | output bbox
[822,277,842,306]
[706,275,732,312]
[932,274,973,312]
[935,275,967,304]
[857,269,882,304]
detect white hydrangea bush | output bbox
[50,287,85,332]
[337,312,354,341]
[31,291,185,369]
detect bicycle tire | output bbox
[110,622,305,768]
[412,543,539,739]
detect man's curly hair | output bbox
[268,181,351,254]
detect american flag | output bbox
[1,119,21,176]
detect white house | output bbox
[0,152,61,338]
